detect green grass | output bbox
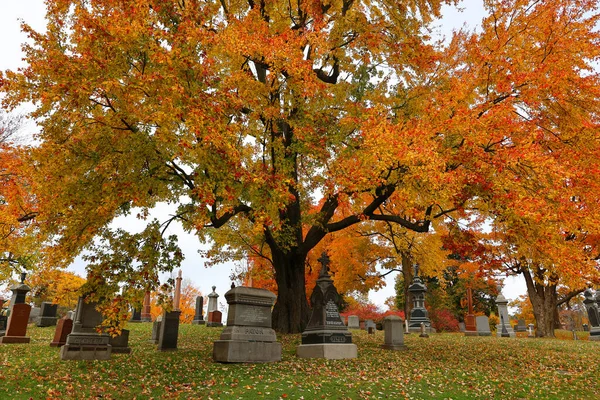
[0,324,598,399]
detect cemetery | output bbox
[2,0,600,398]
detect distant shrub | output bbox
[429,308,460,332]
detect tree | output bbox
[26,268,86,309]
[2,0,600,333]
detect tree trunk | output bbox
[270,248,310,333]
[401,251,413,320]
[522,267,558,338]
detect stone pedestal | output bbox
[37,302,59,327]
[476,315,491,336]
[157,311,180,351]
[213,286,281,363]
[381,315,406,350]
[464,314,477,336]
[60,298,112,360]
[495,290,516,337]
[109,329,132,353]
[0,303,31,344]
[297,253,356,359]
[207,310,223,327]
[50,316,73,347]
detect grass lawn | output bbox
[0,323,598,399]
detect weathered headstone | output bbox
[150,319,162,344]
[213,286,281,363]
[8,272,30,314]
[458,322,466,332]
[29,306,41,324]
[60,297,112,360]
[583,289,600,341]
[347,315,359,329]
[476,315,491,336]
[207,286,219,313]
[515,319,527,332]
[464,287,477,336]
[408,265,431,333]
[50,315,73,347]
[37,302,59,327]
[207,310,223,327]
[495,289,516,337]
[0,303,31,344]
[157,311,181,351]
[297,252,357,359]
[141,291,152,322]
[192,296,205,325]
[365,320,376,332]
[109,329,132,353]
[130,307,142,323]
[381,315,406,350]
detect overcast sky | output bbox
[0,1,526,309]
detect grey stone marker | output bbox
[365,319,376,332]
[347,315,359,330]
[419,322,429,338]
[60,297,112,360]
[37,302,59,327]
[207,286,219,313]
[515,319,527,332]
[381,315,406,350]
[527,323,535,338]
[458,322,466,332]
[475,316,491,336]
[583,289,600,341]
[296,252,357,359]
[157,311,181,351]
[150,319,162,344]
[109,329,132,353]
[192,296,205,325]
[29,306,41,324]
[213,286,281,363]
[495,289,515,337]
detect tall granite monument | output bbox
[297,252,357,359]
[213,286,281,363]
[495,288,515,337]
[583,288,600,341]
[408,265,431,333]
[192,296,205,325]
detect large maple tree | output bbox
[2,0,600,333]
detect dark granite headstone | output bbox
[50,316,73,347]
[157,311,181,351]
[408,270,431,332]
[37,302,59,327]
[0,303,31,344]
[130,308,142,323]
[297,252,357,359]
[109,329,132,353]
[516,319,527,332]
[150,320,162,344]
[192,296,205,325]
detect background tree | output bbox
[26,268,86,309]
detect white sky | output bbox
[0,0,527,309]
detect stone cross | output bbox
[318,252,330,276]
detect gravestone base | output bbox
[296,343,357,359]
[381,343,407,351]
[192,319,205,325]
[37,316,58,327]
[464,331,478,336]
[213,340,281,363]
[109,329,131,354]
[0,335,30,344]
[60,333,112,360]
[206,321,223,327]
[589,329,600,341]
[495,325,516,338]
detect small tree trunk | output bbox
[401,252,413,320]
[271,249,310,333]
[522,267,558,338]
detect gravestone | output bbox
[527,323,535,338]
[130,308,142,323]
[60,297,112,360]
[365,320,376,332]
[150,319,162,344]
[476,316,491,336]
[207,286,219,313]
[29,306,41,324]
[8,273,30,314]
[213,286,281,363]
[0,303,31,344]
[381,315,406,350]
[347,315,359,329]
[458,322,466,332]
[109,329,132,353]
[37,302,59,327]
[515,319,527,332]
[141,292,152,322]
[495,289,516,337]
[297,252,357,359]
[583,289,600,341]
[192,296,205,325]
[50,315,73,347]
[207,310,223,327]
[408,265,431,333]
[157,311,181,351]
